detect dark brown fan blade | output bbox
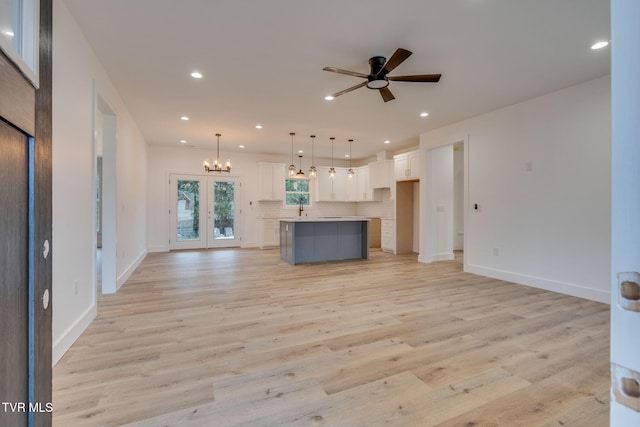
[379,87,395,102]
[331,81,368,98]
[380,48,412,75]
[388,74,442,82]
[323,67,369,79]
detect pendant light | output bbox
[294,155,306,179]
[347,139,355,178]
[288,132,297,176]
[309,135,317,178]
[329,137,336,179]
[203,133,231,173]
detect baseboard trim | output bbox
[52,304,97,366]
[147,245,168,253]
[418,252,454,263]
[432,252,455,261]
[242,240,259,249]
[465,264,610,304]
[117,249,147,291]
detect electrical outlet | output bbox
[493,248,500,256]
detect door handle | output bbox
[42,289,50,310]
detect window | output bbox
[0,0,39,86]
[285,178,310,206]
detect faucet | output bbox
[299,197,304,217]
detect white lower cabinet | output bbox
[259,219,280,248]
[381,219,395,253]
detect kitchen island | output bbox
[280,218,369,265]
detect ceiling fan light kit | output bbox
[323,48,441,102]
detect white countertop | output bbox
[279,216,370,222]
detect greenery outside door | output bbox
[170,175,240,250]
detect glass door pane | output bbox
[209,178,240,248]
[170,175,206,250]
[177,179,200,241]
[213,181,234,239]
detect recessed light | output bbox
[324,95,335,101]
[420,112,429,117]
[384,140,391,144]
[190,71,203,79]
[255,124,263,129]
[591,41,609,50]
[4,30,14,38]
[180,116,189,121]
[239,145,245,149]
[298,150,304,154]
[180,140,187,144]
[345,154,350,158]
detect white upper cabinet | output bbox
[314,166,348,202]
[332,168,347,201]
[257,162,285,201]
[394,150,421,181]
[345,171,358,202]
[355,165,381,201]
[369,160,393,188]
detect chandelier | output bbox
[203,133,231,173]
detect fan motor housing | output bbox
[367,56,389,89]
[368,56,386,75]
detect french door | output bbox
[170,174,240,250]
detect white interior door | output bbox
[170,174,240,250]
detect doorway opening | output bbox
[423,138,468,265]
[94,94,117,294]
[453,142,464,252]
[395,180,419,254]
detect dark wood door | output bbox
[0,120,30,427]
[0,0,52,426]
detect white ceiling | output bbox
[63,0,610,161]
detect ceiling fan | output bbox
[323,48,441,103]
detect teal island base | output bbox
[279,219,370,265]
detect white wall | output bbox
[420,76,611,303]
[52,0,148,364]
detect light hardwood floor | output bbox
[53,249,610,426]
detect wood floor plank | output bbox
[52,249,610,426]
